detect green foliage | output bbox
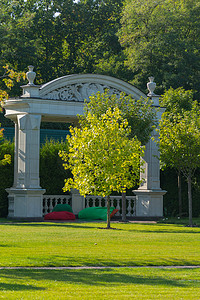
[118,0,200,97]
[60,107,143,197]
[0,0,125,85]
[0,124,12,166]
[157,100,200,225]
[158,102,200,173]
[0,138,14,217]
[160,87,194,114]
[40,139,71,195]
[84,90,157,145]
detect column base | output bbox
[6,188,46,220]
[133,189,167,217]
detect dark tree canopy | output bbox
[118,0,200,97]
[0,0,199,98]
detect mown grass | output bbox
[0,220,200,267]
[1,219,200,299]
[0,267,200,299]
[159,217,200,226]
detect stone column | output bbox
[133,77,166,217]
[6,66,45,220]
[13,121,19,188]
[7,113,45,220]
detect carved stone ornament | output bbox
[42,83,121,102]
[147,77,156,96]
[26,65,36,85]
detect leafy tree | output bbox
[83,90,156,221]
[160,87,194,114]
[85,91,156,145]
[0,0,126,84]
[159,87,194,215]
[157,102,200,226]
[118,0,200,97]
[0,128,12,166]
[0,65,25,165]
[0,65,25,102]
[59,108,143,228]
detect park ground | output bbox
[0,218,200,299]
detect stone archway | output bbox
[3,67,166,220]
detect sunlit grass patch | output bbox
[0,221,200,267]
[0,268,200,299]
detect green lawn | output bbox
[0,220,200,267]
[0,219,200,299]
[0,268,200,299]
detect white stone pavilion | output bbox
[3,66,166,220]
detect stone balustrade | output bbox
[43,195,136,217]
[85,195,136,217]
[43,195,72,215]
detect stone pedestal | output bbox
[133,91,166,217]
[71,189,85,215]
[7,188,45,220]
[134,189,165,217]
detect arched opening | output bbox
[3,69,166,220]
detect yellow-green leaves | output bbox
[0,65,26,105]
[59,107,143,197]
[0,125,11,166]
[158,102,200,175]
[84,90,156,145]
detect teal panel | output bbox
[2,127,69,145]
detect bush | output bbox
[0,139,14,217]
[40,139,71,195]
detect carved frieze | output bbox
[42,83,121,102]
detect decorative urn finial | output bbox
[26,65,36,85]
[147,76,156,96]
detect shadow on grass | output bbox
[0,269,193,290]
[24,254,200,269]
[0,282,44,291]
[1,221,200,234]
[0,222,99,230]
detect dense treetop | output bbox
[0,0,199,97]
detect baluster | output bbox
[132,197,136,216]
[92,198,95,207]
[43,198,48,215]
[85,197,89,208]
[127,198,132,217]
[99,198,102,207]
[116,199,121,216]
[49,197,54,212]
[60,197,64,204]
[104,197,107,207]
[55,198,58,206]
[111,198,114,207]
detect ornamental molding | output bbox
[41,82,121,102]
[39,74,146,102]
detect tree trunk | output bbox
[178,170,182,216]
[122,191,127,222]
[188,173,193,227]
[107,195,111,229]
